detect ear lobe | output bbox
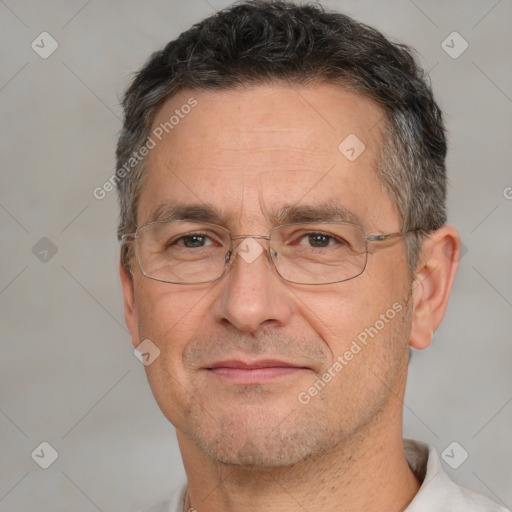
[409,226,461,350]
[119,259,140,349]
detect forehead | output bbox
[138,82,398,231]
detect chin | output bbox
[182,404,340,468]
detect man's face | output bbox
[125,83,414,466]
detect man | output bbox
[116,2,508,511]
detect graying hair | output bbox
[116,1,447,273]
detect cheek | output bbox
[136,277,205,332]
[294,257,409,360]
[135,281,215,424]
[134,279,216,373]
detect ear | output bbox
[119,259,140,349]
[409,226,461,350]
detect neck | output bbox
[177,409,420,512]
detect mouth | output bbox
[205,359,309,384]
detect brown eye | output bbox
[180,234,209,248]
[306,233,333,248]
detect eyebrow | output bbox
[145,201,362,228]
[146,203,228,225]
[274,202,362,226]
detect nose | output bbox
[213,238,294,333]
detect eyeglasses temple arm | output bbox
[365,229,425,243]
[120,234,136,244]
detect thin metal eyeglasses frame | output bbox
[121,220,424,286]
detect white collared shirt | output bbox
[403,439,509,511]
[143,439,509,511]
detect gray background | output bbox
[1,0,511,510]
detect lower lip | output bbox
[208,366,304,384]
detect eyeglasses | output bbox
[121,220,420,285]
